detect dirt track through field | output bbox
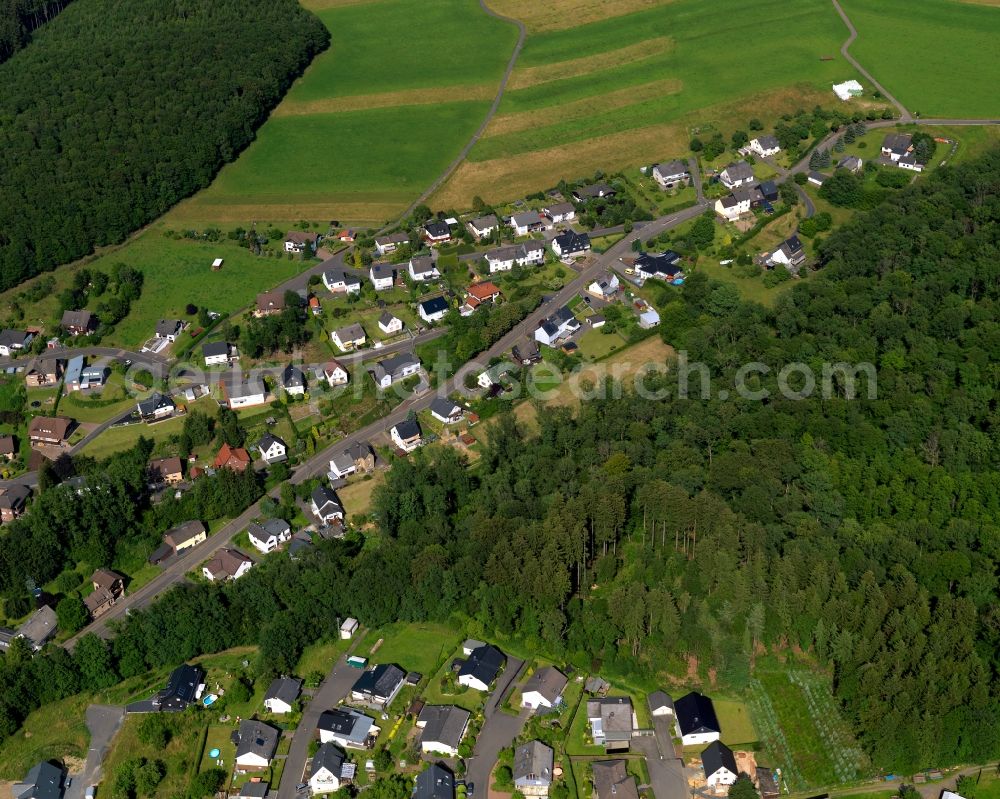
[488,0,674,31]
[508,37,674,90]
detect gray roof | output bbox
[324,267,361,286]
[202,341,230,357]
[808,170,829,183]
[701,741,737,777]
[265,676,302,706]
[333,323,366,342]
[418,704,470,750]
[755,135,780,149]
[238,782,269,799]
[592,761,638,799]
[236,719,280,762]
[12,761,63,799]
[136,392,174,417]
[419,296,449,316]
[882,132,912,154]
[164,520,206,548]
[373,351,419,382]
[258,432,286,452]
[486,245,519,262]
[544,202,575,215]
[393,419,421,441]
[513,740,553,787]
[469,214,499,231]
[379,311,401,326]
[522,666,567,704]
[653,160,689,177]
[674,692,720,736]
[61,309,94,330]
[574,183,615,199]
[510,211,542,227]
[371,263,395,279]
[648,690,674,713]
[282,364,306,388]
[17,605,57,648]
[312,743,345,778]
[458,643,505,686]
[429,397,462,419]
[0,484,31,510]
[723,161,754,181]
[588,697,633,739]
[317,708,374,744]
[352,663,405,700]
[553,230,590,254]
[311,485,343,516]
[156,319,183,337]
[414,764,455,799]
[410,255,437,275]
[375,232,409,246]
[0,329,30,348]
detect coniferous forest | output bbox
[2,152,1000,774]
[0,0,73,63]
[0,0,329,291]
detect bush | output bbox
[188,769,226,799]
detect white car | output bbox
[86,787,96,799]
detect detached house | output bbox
[521,666,568,711]
[257,433,288,464]
[551,230,591,259]
[329,441,375,479]
[881,132,913,161]
[282,364,307,396]
[408,256,441,282]
[592,760,639,799]
[0,329,33,357]
[417,705,471,757]
[27,416,73,446]
[137,392,175,421]
[351,663,406,709]
[652,160,690,190]
[390,419,422,452]
[248,518,292,553]
[61,309,96,336]
[572,183,616,202]
[485,242,545,272]
[318,360,349,386]
[234,719,280,772]
[370,264,396,291]
[702,741,739,788]
[749,135,781,157]
[25,359,61,387]
[838,155,863,174]
[509,211,545,236]
[587,697,634,751]
[214,443,252,472]
[311,485,344,525]
[674,691,721,745]
[543,202,575,224]
[514,741,554,798]
[534,305,580,347]
[317,708,376,749]
[149,456,183,486]
[371,352,420,388]
[635,251,683,282]
[83,569,124,620]
[11,760,63,799]
[647,690,675,718]
[375,232,409,256]
[203,341,233,366]
[587,273,619,299]
[423,220,452,244]
[224,377,267,409]
[17,606,58,651]
[414,764,455,799]
[429,397,464,424]
[150,663,205,710]
[379,311,404,335]
[332,323,367,352]
[464,281,502,313]
[719,161,755,189]
[715,186,762,221]
[0,485,32,522]
[468,214,499,240]
[264,676,302,714]
[284,231,320,254]
[765,235,806,269]
[418,296,449,324]
[310,743,346,795]
[256,290,286,316]
[458,643,505,691]
[202,548,253,582]
[323,268,362,294]
[160,521,207,557]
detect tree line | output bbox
[0,0,72,63]
[0,0,329,291]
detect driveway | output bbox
[276,640,365,799]
[466,658,529,797]
[64,705,125,799]
[632,719,689,799]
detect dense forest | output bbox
[0,0,328,291]
[3,152,1000,773]
[0,0,72,62]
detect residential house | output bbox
[149,456,183,486]
[572,183,616,202]
[202,548,253,582]
[17,606,58,651]
[284,231,320,254]
[379,312,404,335]
[162,521,207,555]
[329,441,375,479]
[0,329,33,357]
[311,485,344,525]
[137,392,175,421]
[587,273,619,299]
[647,690,675,718]
[468,214,500,240]
[832,79,864,101]
[63,355,84,391]
[429,397,464,424]
[652,160,690,190]
[83,568,125,619]
[317,708,376,749]
[0,627,15,651]
[390,419,422,452]
[340,618,359,639]
[485,242,545,272]
[79,362,106,390]
[838,155,863,174]
[351,663,406,709]
[715,187,762,221]
[27,416,73,446]
[749,135,781,157]
[203,341,232,366]
[408,255,441,282]
[807,171,829,187]
[374,233,409,256]
[591,761,639,799]
[457,643,505,691]
[336,229,356,243]
[418,296,450,324]
[766,235,806,269]
[461,639,485,655]
[332,323,367,352]
[25,359,61,387]
[719,162,755,189]
[310,743,346,795]
[414,764,454,799]
[248,518,292,554]
[257,433,288,464]
[423,220,452,244]
[323,268,362,294]
[674,691,721,745]
[234,719,280,772]
[256,290,286,316]
[282,364,307,396]
[214,443,252,472]
[151,663,205,710]
[897,152,923,172]
[509,211,545,236]
[542,202,575,224]
[758,180,779,203]
[588,697,634,751]
[534,305,580,346]
[61,310,96,336]
[319,360,349,386]
[464,281,502,312]
[512,340,540,365]
[370,264,396,291]
[881,132,913,161]
[0,435,16,460]
[702,741,739,788]
[11,761,63,799]
[224,377,267,409]
[513,741,553,798]
[417,705,470,757]
[264,676,302,714]
[236,783,268,799]
[371,352,420,388]
[551,230,591,259]
[521,666,568,711]
[0,485,31,522]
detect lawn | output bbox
[359,621,463,677]
[79,395,218,459]
[0,692,91,779]
[60,371,137,423]
[296,637,353,679]
[171,0,520,226]
[103,712,208,799]
[715,697,758,747]
[575,327,627,361]
[839,0,1000,118]
[695,259,797,308]
[338,471,386,519]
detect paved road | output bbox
[64,705,125,799]
[466,658,529,796]
[0,345,168,372]
[632,718,689,799]
[830,0,911,121]
[277,638,364,799]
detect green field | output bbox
[359,621,462,676]
[840,0,1000,118]
[172,0,519,226]
[0,692,91,779]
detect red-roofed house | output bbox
[213,443,252,472]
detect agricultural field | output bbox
[749,664,870,791]
[434,0,862,207]
[170,0,520,227]
[839,0,1000,118]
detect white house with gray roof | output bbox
[264,676,302,714]
[317,708,376,749]
[652,160,690,190]
[371,352,420,388]
[310,743,346,794]
[719,161,755,189]
[235,719,280,772]
[749,136,781,157]
[332,323,366,352]
[513,741,554,798]
[417,705,471,757]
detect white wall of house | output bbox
[229,392,267,409]
[521,690,556,709]
[679,729,720,746]
[310,768,341,795]
[706,767,737,788]
[264,697,294,714]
